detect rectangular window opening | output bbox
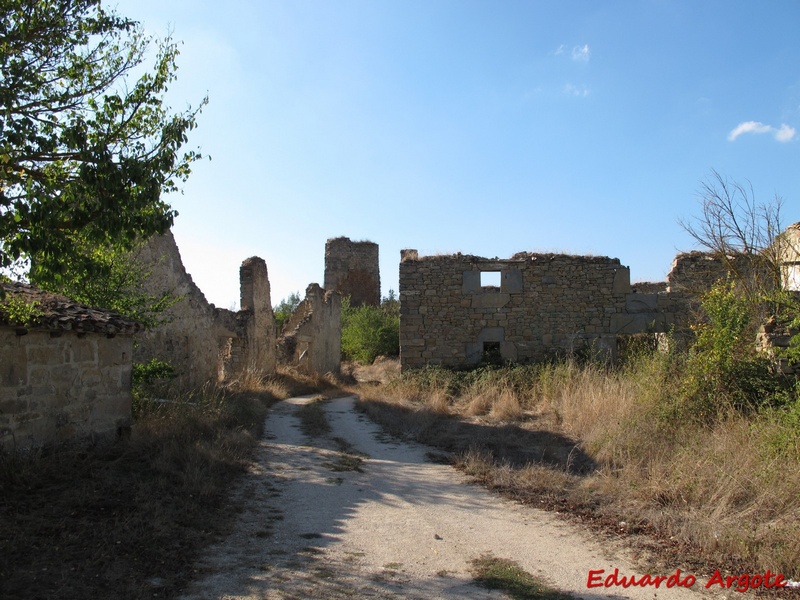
[480,271,501,289]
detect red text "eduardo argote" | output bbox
[587,568,787,592]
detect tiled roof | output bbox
[0,282,142,335]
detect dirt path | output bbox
[179,395,720,600]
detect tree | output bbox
[274,291,301,332]
[680,170,800,373]
[678,170,789,302]
[0,0,205,280]
[29,236,180,327]
[340,293,400,364]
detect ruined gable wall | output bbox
[324,237,380,307]
[133,232,236,390]
[278,283,341,374]
[399,251,631,370]
[134,232,276,390]
[232,257,277,376]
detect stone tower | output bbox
[324,237,380,307]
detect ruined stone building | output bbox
[398,229,800,372]
[134,232,276,389]
[400,250,641,369]
[277,283,342,374]
[324,237,380,307]
[0,282,140,450]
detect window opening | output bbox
[480,271,501,289]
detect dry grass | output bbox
[357,356,800,578]
[295,395,331,437]
[0,370,330,600]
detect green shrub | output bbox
[0,296,43,326]
[680,281,792,420]
[340,295,399,364]
[273,291,301,333]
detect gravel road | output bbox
[179,395,720,600]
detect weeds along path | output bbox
[179,395,717,600]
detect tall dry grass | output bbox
[363,353,800,576]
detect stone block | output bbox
[613,266,631,295]
[502,269,523,293]
[625,293,658,313]
[610,313,667,334]
[500,341,518,362]
[63,338,97,364]
[471,293,510,309]
[462,271,481,294]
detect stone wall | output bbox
[278,283,341,374]
[399,251,634,369]
[0,283,139,451]
[231,257,277,377]
[324,237,380,307]
[134,232,276,389]
[667,251,774,295]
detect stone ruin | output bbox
[133,232,276,389]
[277,283,342,375]
[324,236,380,307]
[398,237,800,371]
[134,231,345,389]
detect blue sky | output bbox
[113,0,800,309]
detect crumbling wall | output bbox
[278,283,341,374]
[399,250,633,370]
[134,232,275,389]
[229,258,277,377]
[324,237,380,307]
[667,251,773,295]
[0,283,139,451]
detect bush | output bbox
[340,294,399,364]
[680,281,793,420]
[273,291,301,333]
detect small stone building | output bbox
[0,283,141,451]
[780,222,800,292]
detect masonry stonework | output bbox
[234,257,277,376]
[278,284,342,374]
[0,283,140,451]
[399,251,636,370]
[134,232,276,389]
[324,237,380,307]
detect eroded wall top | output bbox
[325,236,380,307]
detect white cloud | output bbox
[775,124,797,142]
[728,120,796,142]
[571,44,590,62]
[564,83,589,97]
[554,44,566,56]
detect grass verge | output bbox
[357,355,800,579]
